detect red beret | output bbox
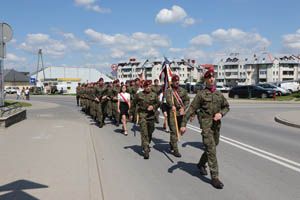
[143,80,152,88]
[172,75,179,82]
[98,78,104,82]
[204,69,215,79]
[135,78,140,81]
[154,79,159,82]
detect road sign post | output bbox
[0,23,13,107]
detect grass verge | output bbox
[4,100,32,108]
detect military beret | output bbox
[143,80,152,88]
[154,79,159,82]
[98,77,104,82]
[172,75,180,82]
[204,69,215,79]
[135,78,140,81]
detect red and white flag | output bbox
[159,59,173,97]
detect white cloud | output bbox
[169,48,183,53]
[281,29,300,52]
[85,29,170,59]
[211,28,271,53]
[183,18,195,27]
[19,33,67,57]
[19,32,90,57]
[74,0,111,13]
[155,5,195,27]
[63,33,90,51]
[190,34,213,47]
[6,53,26,62]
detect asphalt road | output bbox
[7,95,300,200]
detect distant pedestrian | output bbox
[25,87,30,100]
[21,87,26,100]
[16,88,21,100]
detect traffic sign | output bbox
[29,77,36,84]
[111,64,118,71]
[111,70,118,77]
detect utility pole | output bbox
[36,49,45,86]
[0,23,13,108]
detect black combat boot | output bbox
[173,150,182,158]
[211,178,224,189]
[144,151,150,159]
[197,164,208,176]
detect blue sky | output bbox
[2,0,300,75]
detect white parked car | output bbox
[258,83,291,96]
[5,86,19,94]
[276,81,300,93]
[216,85,230,93]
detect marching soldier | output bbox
[166,75,190,157]
[95,78,107,128]
[151,79,162,123]
[180,69,230,189]
[106,82,114,119]
[112,80,121,126]
[130,80,160,159]
[76,83,81,106]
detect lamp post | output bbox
[0,23,13,107]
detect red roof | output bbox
[201,64,214,70]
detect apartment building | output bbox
[213,53,300,86]
[117,59,204,84]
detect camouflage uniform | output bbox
[95,84,107,126]
[151,85,162,122]
[112,85,121,125]
[76,85,81,106]
[130,90,160,153]
[129,84,140,122]
[106,85,114,118]
[182,88,229,179]
[166,86,190,152]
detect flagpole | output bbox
[164,58,180,141]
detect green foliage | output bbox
[4,100,32,107]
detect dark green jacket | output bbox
[166,86,190,116]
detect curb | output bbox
[274,115,300,129]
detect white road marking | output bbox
[159,116,300,173]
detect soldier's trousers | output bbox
[199,119,221,179]
[96,102,102,123]
[112,101,120,123]
[76,95,80,106]
[101,101,108,122]
[90,101,96,118]
[167,111,183,151]
[140,118,155,152]
[107,101,112,117]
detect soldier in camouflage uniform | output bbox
[130,80,160,159]
[112,80,121,126]
[181,69,229,189]
[151,79,162,123]
[90,83,97,120]
[76,83,81,106]
[106,82,114,119]
[129,78,141,122]
[166,75,190,157]
[95,78,107,128]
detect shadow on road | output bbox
[124,145,144,156]
[168,161,211,184]
[181,141,205,151]
[0,179,48,200]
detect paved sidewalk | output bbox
[0,100,103,200]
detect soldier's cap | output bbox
[113,80,117,84]
[130,80,135,84]
[135,78,140,81]
[98,77,104,82]
[143,80,152,88]
[204,69,215,79]
[154,79,159,82]
[116,79,120,83]
[172,75,180,82]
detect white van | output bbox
[277,81,300,93]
